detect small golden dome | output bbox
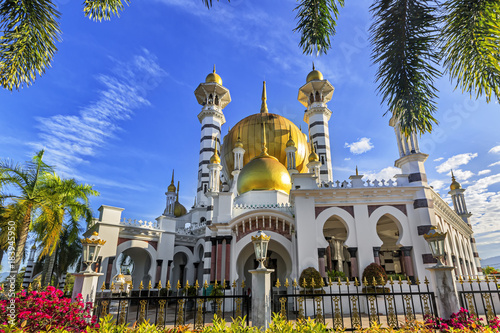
[286,137,295,147]
[234,136,244,148]
[450,171,461,190]
[308,150,319,162]
[168,170,176,192]
[306,63,323,82]
[205,66,222,85]
[210,144,221,164]
[174,201,187,217]
[237,154,292,194]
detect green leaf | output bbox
[83,0,131,22]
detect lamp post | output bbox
[72,232,106,305]
[423,226,459,318]
[252,230,271,270]
[81,232,106,272]
[249,230,274,330]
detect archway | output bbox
[171,252,189,287]
[116,247,152,289]
[376,215,405,276]
[323,216,351,279]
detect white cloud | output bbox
[436,153,478,173]
[489,161,500,167]
[344,157,351,161]
[430,180,445,191]
[344,137,374,155]
[478,170,491,176]
[489,145,500,154]
[33,50,166,175]
[450,169,475,181]
[363,166,400,181]
[434,157,444,162]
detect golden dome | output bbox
[237,154,292,194]
[286,137,295,147]
[174,201,187,217]
[308,150,319,162]
[234,136,244,148]
[205,66,222,85]
[450,171,461,190]
[306,63,323,82]
[221,113,310,182]
[210,143,221,164]
[167,170,176,192]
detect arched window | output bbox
[315,91,321,102]
[208,94,213,104]
[215,95,219,105]
[309,93,314,104]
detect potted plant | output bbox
[207,284,224,313]
[299,267,325,294]
[362,263,389,293]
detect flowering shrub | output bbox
[425,307,500,332]
[0,286,97,332]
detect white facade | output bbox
[86,68,481,293]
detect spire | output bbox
[260,120,268,155]
[213,64,216,73]
[176,181,180,201]
[260,81,268,113]
[210,138,221,164]
[356,166,359,176]
[168,170,176,192]
[312,62,315,71]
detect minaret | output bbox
[208,140,223,192]
[231,133,245,194]
[307,140,321,185]
[163,170,177,216]
[298,64,334,183]
[194,66,231,206]
[448,172,482,273]
[285,128,298,175]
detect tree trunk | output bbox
[14,206,32,273]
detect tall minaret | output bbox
[194,66,231,206]
[285,128,298,175]
[208,140,222,193]
[230,133,245,194]
[163,170,177,216]
[298,64,334,183]
[307,140,321,185]
[448,172,481,273]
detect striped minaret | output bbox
[298,64,334,183]
[22,245,36,288]
[448,172,482,274]
[194,66,231,207]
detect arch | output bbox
[316,207,357,249]
[369,206,411,246]
[171,246,195,285]
[115,240,156,289]
[232,231,293,289]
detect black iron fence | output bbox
[272,277,437,331]
[93,281,250,328]
[457,276,500,320]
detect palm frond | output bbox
[0,0,61,90]
[294,0,345,56]
[441,0,500,103]
[370,0,441,135]
[83,0,130,22]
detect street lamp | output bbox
[81,231,106,273]
[423,226,448,268]
[251,230,271,270]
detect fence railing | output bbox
[456,276,500,320]
[272,277,437,331]
[94,281,250,328]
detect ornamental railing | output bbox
[93,280,250,328]
[271,277,437,331]
[456,275,500,319]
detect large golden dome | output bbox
[221,113,310,182]
[237,154,292,194]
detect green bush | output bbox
[362,262,387,286]
[299,267,323,288]
[327,270,346,281]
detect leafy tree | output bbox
[1,0,499,135]
[0,150,53,273]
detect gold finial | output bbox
[450,169,462,190]
[356,166,359,176]
[185,280,190,289]
[210,139,221,164]
[284,278,289,288]
[166,280,171,290]
[232,280,237,289]
[260,81,268,113]
[176,181,180,201]
[312,62,315,71]
[260,120,269,156]
[168,170,176,192]
[204,280,208,289]
[158,280,162,289]
[275,278,281,288]
[139,281,144,290]
[241,280,246,289]
[110,281,115,290]
[148,280,152,290]
[177,280,181,290]
[101,282,106,291]
[213,64,216,73]
[195,280,200,289]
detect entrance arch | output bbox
[115,240,156,289]
[323,215,352,279]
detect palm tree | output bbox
[1,0,499,135]
[32,173,98,287]
[53,229,83,285]
[0,150,53,273]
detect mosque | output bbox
[83,67,482,291]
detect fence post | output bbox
[426,266,460,319]
[250,268,274,330]
[72,272,103,304]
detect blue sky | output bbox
[1,0,499,261]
